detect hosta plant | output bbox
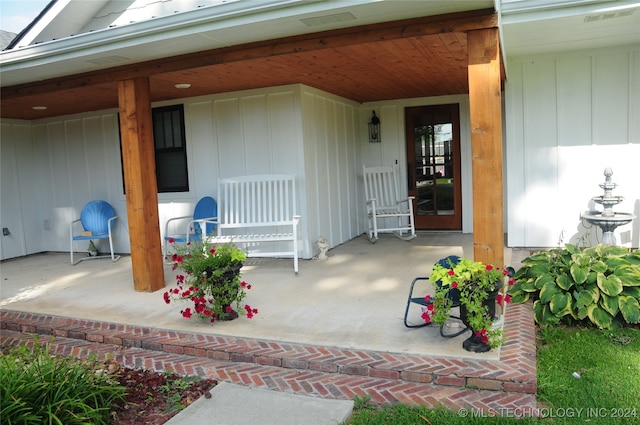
[509,244,640,328]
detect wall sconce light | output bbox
[368,110,381,143]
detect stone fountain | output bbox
[582,168,635,245]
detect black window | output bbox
[119,104,189,193]
[153,105,189,192]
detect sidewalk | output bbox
[166,382,354,425]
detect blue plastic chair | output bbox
[163,197,218,261]
[69,200,121,265]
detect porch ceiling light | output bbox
[368,111,381,143]
[174,83,191,89]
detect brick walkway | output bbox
[0,302,537,414]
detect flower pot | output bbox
[219,306,238,321]
[459,286,501,326]
[462,334,491,353]
[459,281,502,352]
[221,263,242,280]
[205,263,243,285]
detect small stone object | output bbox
[316,236,329,261]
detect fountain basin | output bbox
[582,211,635,245]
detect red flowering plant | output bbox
[163,240,258,322]
[421,257,514,349]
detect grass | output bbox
[536,326,640,419]
[344,326,640,425]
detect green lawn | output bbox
[344,326,640,424]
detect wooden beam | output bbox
[2,9,497,99]
[118,77,165,292]
[467,28,504,267]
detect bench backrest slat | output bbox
[218,175,296,227]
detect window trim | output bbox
[119,104,190,194]
[153,104,189,193]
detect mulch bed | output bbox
[110,367,217,425]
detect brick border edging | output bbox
[0,329,538,412]
[0,302,536,395]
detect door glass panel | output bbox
[414,120,454,216]
[405,103,460,230]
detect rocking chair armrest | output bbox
[399,196,415,203]
[395,196,415,206]
[365,199,378,214]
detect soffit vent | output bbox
[584,8,635,22]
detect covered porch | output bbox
[0,233,536,409]
[1,5,506,293]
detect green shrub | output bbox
[0,340,125,425]
[509,244,640,328]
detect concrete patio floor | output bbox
[2,232,521,360]
[0,232,538,412]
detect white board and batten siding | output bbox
[4,45,639,262]
[300,86,363,253]
[1,121,32,259]
[506,44,640,248]
[185,84,364,259]
[0,84,364,260]
[360,96,476,234]
[1,114,128,259]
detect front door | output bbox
[405,104,462,230]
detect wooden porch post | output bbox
[118,77,165,292]
[467,28,504,267]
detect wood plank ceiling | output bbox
[1,9,498,121]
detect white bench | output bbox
[209,174,301,273]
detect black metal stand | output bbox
[403,277,469,338]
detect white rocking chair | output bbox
[363,165,416,243]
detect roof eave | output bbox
[1,0,387,86]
